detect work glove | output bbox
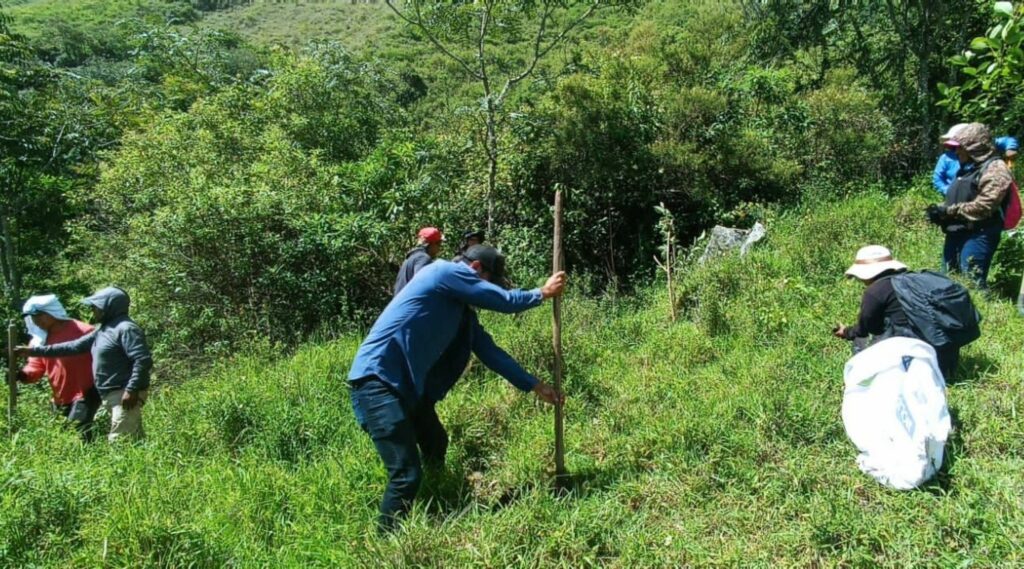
[926,204,950,225]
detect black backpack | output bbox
[890,271,981,349]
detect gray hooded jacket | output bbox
[30,287,153,395]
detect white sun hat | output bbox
[844,245,908,281]
[940,123,968,142]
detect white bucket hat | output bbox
[844,245,908,281]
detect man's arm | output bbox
[121,325,153,393]
[470,318,538,392]
[933,158,951,195]
[949,161,1012,221]
[28,330,97,358]
[440,268,565,314]
[19,357,46,384]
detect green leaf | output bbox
[962,66,979,76]
[995,1,1014,16]
[971,37,992,51]
[950,55,969,66]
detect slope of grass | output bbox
[2,189,1023,566]
[198,1,399,51]
[6,0,196,37]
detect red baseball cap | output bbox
[418,227,444,244]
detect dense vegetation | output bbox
[2,1,1024,565]
[3,189,1023,566]
[3,0,1009,359]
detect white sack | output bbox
[841,337,951,490]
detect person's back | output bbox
[355,260,542,403]
[393,246,432,295]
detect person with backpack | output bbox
[834,246,978,380]
[926,123,1015,290]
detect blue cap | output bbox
[996,136,1019,153]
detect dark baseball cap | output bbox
[462,245,509,288]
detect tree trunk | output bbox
[0,213,20,312]
[485,107,498,238]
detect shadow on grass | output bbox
[416,463,621,522]
[950,352,1000,386]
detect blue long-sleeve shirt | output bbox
[933,151,961,195]
[349,261,544,406]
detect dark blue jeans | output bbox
[943,224,1002,289]
[350,377,448,533]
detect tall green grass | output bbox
[2,190,1023,566]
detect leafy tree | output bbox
[384,0,639,236]
[940,1,1024,131]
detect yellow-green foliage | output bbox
[2,190,1022,566]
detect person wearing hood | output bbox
[16,287,153,441]
[13,295,101,440]
[350,245,566,533]
[393,227,444,295]
[453,230,485,263]
[933,123,968,195]
[926,123,1014,289]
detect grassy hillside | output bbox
[2,188,1023,566]
[198,1,399,51]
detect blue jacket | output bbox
[349,261,544,407]
[933,151,961,196]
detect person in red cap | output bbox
[394,227,444,295]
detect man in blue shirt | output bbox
[933,123,967,195]
[349,245,566,533]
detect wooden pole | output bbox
[552,190,567,485]
[7,320,16,434]
[1017,271,1024,316]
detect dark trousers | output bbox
[52,387,102,442]
[350,377,449,533]
[943,224,1002,289]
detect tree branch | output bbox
[384,0,483,80]
[500,1,599,104]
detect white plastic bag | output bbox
[841,337,951,490]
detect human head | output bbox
[460,230,485,252]
[946,123,995,166]
[461,245,509,288]
[81,287,131,324]
[996,136,1019,161]
[844,245,908,284]
[417,227,444,258]
[21,294,70,336]
[939,123,967,146]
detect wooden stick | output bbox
[552,189,567,483]
[7,320,16,434]
[1017,271,1024,316]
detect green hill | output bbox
[3,189,1022,566]
[198,1,399,51]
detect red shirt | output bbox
[21,319,96,406]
